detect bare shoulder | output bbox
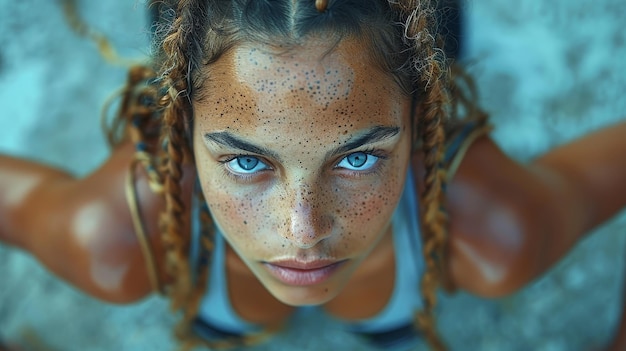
[413,136,566,297]
[6,142,195,303]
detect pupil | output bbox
[238,157,259,171]
[347,152,367,168]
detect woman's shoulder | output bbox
[411,122,553,297]
[5,141,196,303]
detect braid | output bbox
[157,0,201,324]
[156,2,275,349]
[415,79,450,351]
[392,1,452,350]
[159,90,193,311]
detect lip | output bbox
[263,259,347,286]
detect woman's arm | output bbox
[0,142,188,303]
[442,121,626,296]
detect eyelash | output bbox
[218,148,389,183]
[335,148,389,177]
[218,154,271,183]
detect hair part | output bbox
[154,0,418,99]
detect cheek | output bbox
[203,187,281,258]
[333,173,404,240]
[194,149,266,243]
[205,188,267,241]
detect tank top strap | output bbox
[444,118,493,182]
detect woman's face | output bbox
[193,37,412,306]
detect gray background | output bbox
[0,0,625,350]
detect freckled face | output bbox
[193,38,412,306]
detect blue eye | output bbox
[226,156,269,174]
[336,152,379,171]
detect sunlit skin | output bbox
[193,37,412,307]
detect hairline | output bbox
[193,32,411,103]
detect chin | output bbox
[269,284,342,307]
[253,260,355,306]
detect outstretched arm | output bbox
[443,120,626,296]
[0,142,188,303]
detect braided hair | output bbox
[109,0,484,349]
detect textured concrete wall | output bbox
[0,1,625,350]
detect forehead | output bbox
[194,38,408,136]
[236,44,354,111]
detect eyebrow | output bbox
[204,125,400,161]
[328,126,400,158]
[204,131,282,161]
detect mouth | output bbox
[262,259,347,286]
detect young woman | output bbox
[1,0,625,350]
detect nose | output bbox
[285,183,333,249]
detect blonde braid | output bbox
[392,1,452,350]
[415,79,450,351]
[156,2,277,349]
[157,0,197,317]
[159,87,193,308]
